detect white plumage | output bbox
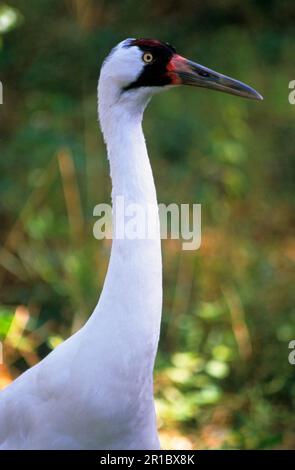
[0,38,262,450]
[0,40,163,450]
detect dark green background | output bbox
[0,0,294,449]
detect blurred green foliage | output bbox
[0,0,294,449]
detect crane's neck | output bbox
[93,86,162,360]
[102,100,157,207]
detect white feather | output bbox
[0,40,165,450]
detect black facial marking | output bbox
[123,39,176,91]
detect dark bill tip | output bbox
[171,56,263,101]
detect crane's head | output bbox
[98,38,262,124]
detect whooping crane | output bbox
[0,38,262,450]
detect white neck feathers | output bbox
[94,74,163,357]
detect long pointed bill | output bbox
[168,55,263,100]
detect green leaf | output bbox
[0,3,22,34]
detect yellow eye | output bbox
[143,52,153,64]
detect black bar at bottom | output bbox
[0,450,293,465]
